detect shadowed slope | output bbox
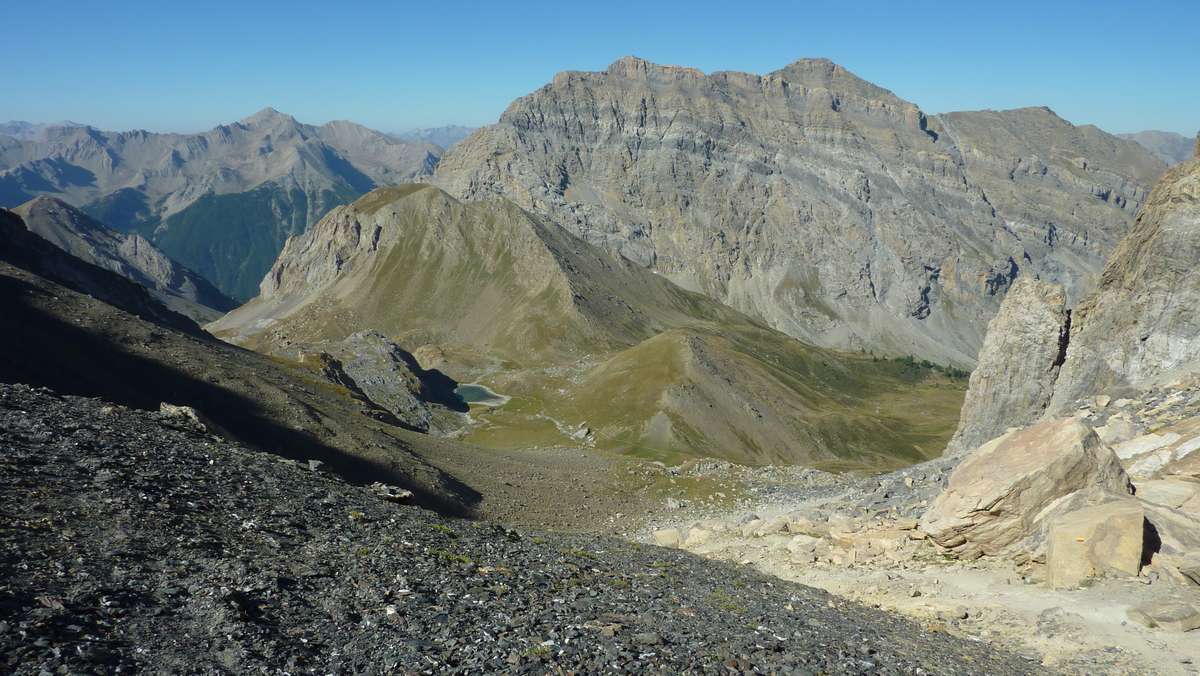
[13,195,235,321]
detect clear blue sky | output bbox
[4,0,1197,136]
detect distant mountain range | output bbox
[0,120,86,139]
[1119,130,1195,166]
[0,109,440,299]
[392,125,476,148]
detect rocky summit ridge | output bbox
[434,56,1165,367]
[12,195,235,321]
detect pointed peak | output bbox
[776,57,840,72]
[238,107,297,127]
[25,194,73,209]
[769,58,906,105]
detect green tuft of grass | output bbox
[707,588,747,614]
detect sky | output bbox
[3,0,1197,136]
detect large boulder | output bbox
[920,417,1133,558]
[1046,499,1147,588]
[1127,600,1200,632]
[945,278,1071,455]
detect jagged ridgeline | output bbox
[435,57,1166,367]
[213,185,967,469]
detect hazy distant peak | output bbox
[1118,129,1195,166]
[391,125,476,149]
[238,107,298,127]
[0,120,87,140]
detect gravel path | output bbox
[0,384,1038,673]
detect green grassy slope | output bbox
[154,181,361,300]
[215,185,966,469]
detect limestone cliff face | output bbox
[944,278,1070,455]
[1048,149,1200,409]
[435,57,1163,366]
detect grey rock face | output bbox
[1049,152,1200,410]
[1119,130,1196,166]
[945,278,1070,455]
[434,57,1164,366]
[12,196,235,321]
[298,330,467,433]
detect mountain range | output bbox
[3,55,1200,672]
[392,124,477,148]
[0,57,1189,368]
[0,109,440,299]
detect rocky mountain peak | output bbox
[768,57,900,101]
[604,55,705,81]
[19,195,105,234]
[238,107,299,128]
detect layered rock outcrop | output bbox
[948,135,1200,450]
[1049,146,1200,409]
[944,277,1070,455]
[919,417,1132,559]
